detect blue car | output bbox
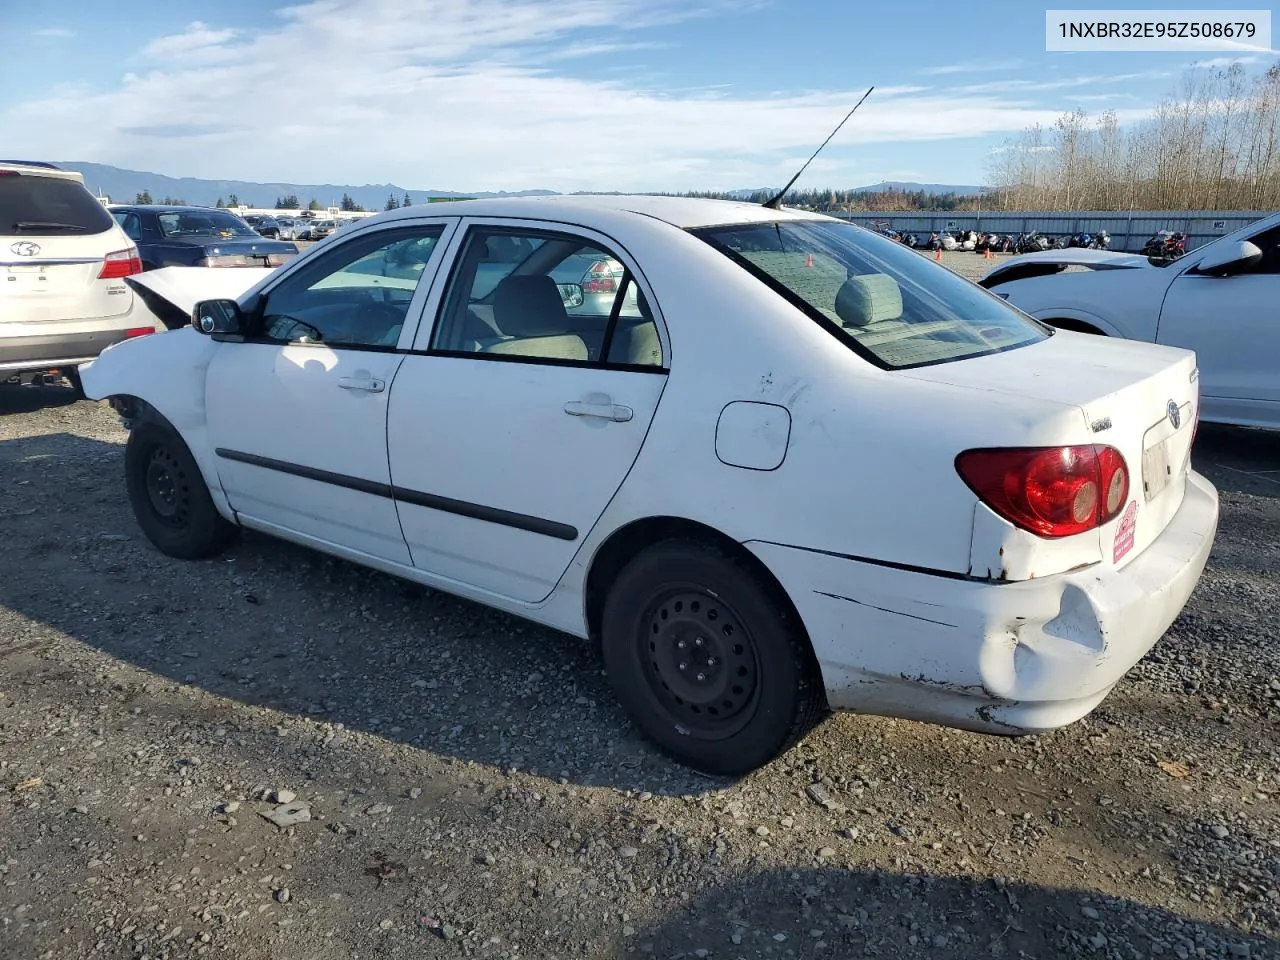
[107,205,299,270]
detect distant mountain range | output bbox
[57,162,555,209]
[55,162,987,209]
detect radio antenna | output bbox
[762,85,874,209]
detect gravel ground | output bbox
[2,279,1278,960]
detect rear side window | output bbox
[0,173,114,237]
[693,220,1048,369]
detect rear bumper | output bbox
[747,469,1219,735]
[0,328,133,373]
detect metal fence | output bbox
[826,209,1274,253]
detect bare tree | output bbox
[988,64,1280,211]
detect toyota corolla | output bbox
[78,195,1219,774]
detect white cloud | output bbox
[0,0,1158,191]
[143,21,241,60]
[919,59,1022,76]
[956,71,1173,95]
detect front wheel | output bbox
[124,421,239,559]
[600,540,826,775]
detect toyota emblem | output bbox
[9,241,41,257]
[1167,400,1181,429]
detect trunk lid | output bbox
[903,330,1199,573]
[197,238,297,266]
[1,228,132,324]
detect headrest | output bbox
[834,273,903,328]
[492,275,569,338]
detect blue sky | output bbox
[1,0,1275,192]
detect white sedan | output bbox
[980,213,1280,430]
[79,195,1219,774]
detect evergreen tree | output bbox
[134,190,153,204]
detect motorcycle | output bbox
[1014,232,1051,254]
[1141,230,1186,259]
[958,230,978,252]
[1090,230,1111,250]
[974,232,1002,253]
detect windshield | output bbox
[157,210,259,239]
[0,173,114,236]
[693,219,1048,369]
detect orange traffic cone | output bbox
[934,247,942,261]
[805,253,814,268]
[984,246,992,259]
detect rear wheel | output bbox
[600,539,825,775]
[124,421,238,559]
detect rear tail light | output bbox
[98,248,143,279]
[124,326,155,339]
[955,444,1130,539]
[581,259,621,295]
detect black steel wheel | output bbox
[601,539,826,775]
[125,419,239,560]
[640,588,761,739]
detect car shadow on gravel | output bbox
[1193,424,1280,500]
[0,431,733,797]
[0,381,80,415]
[4,423,1279,802]
[628,866,1277,959]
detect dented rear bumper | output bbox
[746,469,1218,735]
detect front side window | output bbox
[112,211,142,242]
[157,210,260,240]
[693,219,1047,369]
[432,227,658,364]
[1241,225,1280,275]
[259,225,445,348]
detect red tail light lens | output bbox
[956,445,1130,539]
[124,326,155,339]
[99,248,143,279]
[581,259,620,294]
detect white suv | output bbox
[1,161,154,392]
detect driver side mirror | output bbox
[1196,239,1263,275]
[557,283,584,309]
[192,299,246,337]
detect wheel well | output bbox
[1046,317,1106,335]
[583,516,815,666]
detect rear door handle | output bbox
[564,400,633,422]
[338,376,385,393]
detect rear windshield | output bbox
[0,173,114,237]
[157,211,259,239]
[693,219,1048,369]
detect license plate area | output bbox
[1142,437,1172,502]
[6,264,52,291]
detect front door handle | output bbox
[338,376,385,393]
[564,400,633,422]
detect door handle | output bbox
[338,376,385,393]
[564,400,633,422]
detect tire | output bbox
[124,421,239,560]
[65,368,85,399]
[600,539,826,775]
